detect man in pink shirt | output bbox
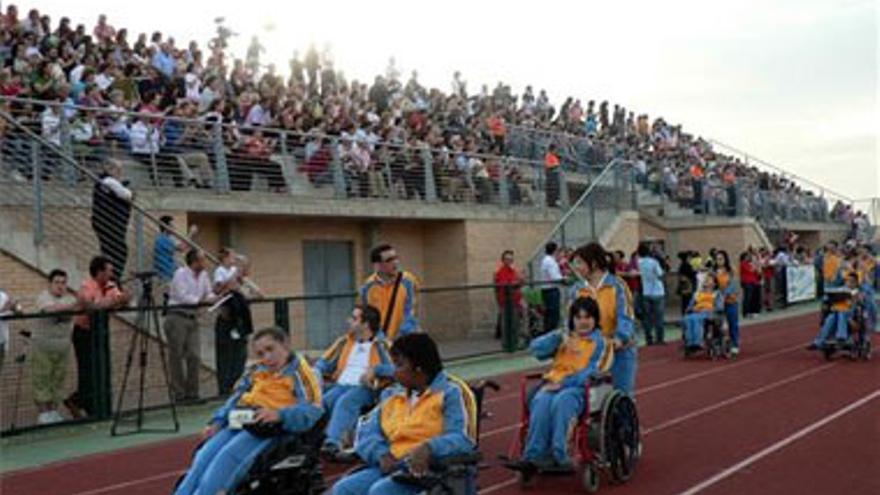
[67,256,131,418]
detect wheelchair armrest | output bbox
[430,452,483,469]
[588,373,613,386]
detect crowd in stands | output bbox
[0,4,869,223]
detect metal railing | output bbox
[0,96,596,210]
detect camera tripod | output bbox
[110,273,180,436]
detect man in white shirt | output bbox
[314,305,392,459]
[539,242,563,334]
[165,250,215,402]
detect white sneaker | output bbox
[47,410,65,423]
[37,412,54,425]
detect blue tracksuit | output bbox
[315,332,394,448]
[523,329,611,464]
[569,273,638,394]
[683,291,723,348]
[174,355,323,495]
[332,372,475,495]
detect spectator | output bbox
[544,143,561,207]
[539,242,562,335]
[90,160,133,279]
[638,244,666,345]
[0,288,23,370]
[213,247,255,395]
[739,251,761,318]
[676,251,697,317]
[494,249,524,339]
[165,249,215,403]
[153,215,195,283]
[33,269,78,424]
[68,255,131,418]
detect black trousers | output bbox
[70,325,94,415]
[215,322,247,396]
[541,288,561,335]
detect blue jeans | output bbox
[641,295,666,344]
[332,466,421,495]
[174,429,274,495]
[724,303,740,347]
[523,387,585,463]
[814,311,850,345]
[323,384,376,447]
[684,312,711,347]
[611,346,638,395]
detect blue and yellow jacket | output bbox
[354,371,475,463]
[716,269,739,305]
[530,328,614,388]
[314,331,394,383]
[569,273,636,346]
[821,253,842,285]
[359,271,419,340]
[212,353,324,433]
[688,289,723,313]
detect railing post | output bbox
[590,194,597,239]
[58,104,77,186]
[134,211,145,272]
[502,285,517,352]
[498,160,511,207]
[421,148,438,203]
[330,138,347,199]
[274,299,290,335]
[558,167,570,208]
[279,131,298,194]
[92,310,113,420]
[212,122,230,193]
[31,140,44,245]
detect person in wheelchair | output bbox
[683,272,723,353]
[315,305,394,460]
[331,333,475,495]
[505,297,613,475]
[174,327,324,495]
[808,271,861,350]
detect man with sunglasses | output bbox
[359,244,419,341]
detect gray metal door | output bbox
[303,241,355,349]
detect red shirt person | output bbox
[494,250,524,339]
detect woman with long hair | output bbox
[714,250,741,356]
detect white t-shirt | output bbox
[336,341,373,386]
[213,265,239,285]
[540,254,563,284]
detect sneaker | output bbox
[806,343,819,351]
[730,347,740,357]
[37,412,54,425]
[545,460,575,473]
[47,410,65,423]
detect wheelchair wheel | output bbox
[582,463,600,493]
[599,392,641,484]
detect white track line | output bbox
[675,388,880,495]
[70,470,184,495]
[642,363,835,435]
[476,361,840,493]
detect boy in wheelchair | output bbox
[683,272,724,355]
[808,272,863,351]
[331,333,477,495]
[315,305,394,461]
[505,297,614,475]
[174,327,324,495]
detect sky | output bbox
[16,0,880,201]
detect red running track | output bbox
[2,313,877,495]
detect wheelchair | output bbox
[683,312,730,360]
[175,417,328,495]
[819,297,873,362]
[503,373,641,493]
[385,377,500,495]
